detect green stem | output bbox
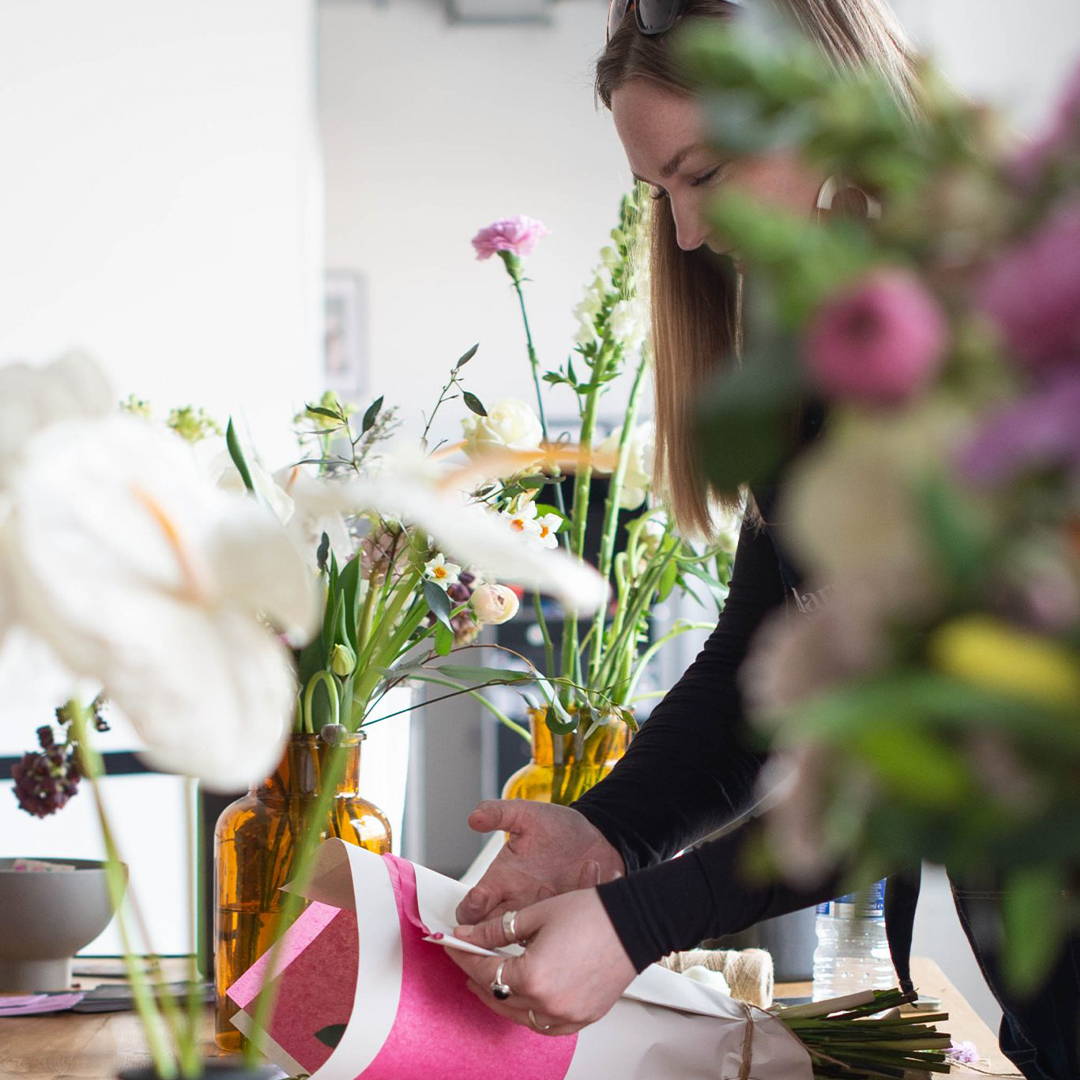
[70,704,178,1079]
[508,271,569,529]
[532,591,555,678]
[623,622,713,704]
[587,351,648,686]
[560,344,611,704]
[595,543,678,694]
[302,670,340,733]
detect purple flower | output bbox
[957,370,1080,487]
[977,201,1080,372]
[804,269,948,405]
[11,728,81,819]
[471,216,550,260]
[948,1041,980,1065]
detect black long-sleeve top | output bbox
[573,479,841,972]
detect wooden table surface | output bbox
[0,955,1023,1079]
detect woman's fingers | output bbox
[462,981,584,1036]
[455,900,540,951]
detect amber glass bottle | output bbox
[213,731,391,1051]
[502,708,629,806]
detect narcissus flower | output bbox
[424,553,462,590]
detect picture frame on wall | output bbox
[323,270,369,401]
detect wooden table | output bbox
[0,956,1023,1079]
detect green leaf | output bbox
[1003,865,1066,995]
[225,418,255,494]
[316,532,331,573]
[657,558,680,602]
[463,391,487,417]
[335,558,361,647]
[436,664,534,685]
[361,395,384,434]
[314,1024,347,1049]
[423,580,453,630]
[435,621,454,656]
[517,475,550,489]
[455,343,479,370]
[305,405,341,421]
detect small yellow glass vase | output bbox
[501,707,629,806]
[213,730,391,1051]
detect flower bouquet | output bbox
[470,197,737,803]
[678,1,1080,989]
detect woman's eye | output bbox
[690,166,723,188]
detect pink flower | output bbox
[471,216,550,260]
[804,269,948,404]
[977,201,1080,372]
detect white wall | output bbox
[0,0,323,459]
[319,0,635,445]
[891,0,1080,132]
[0,0,322,954]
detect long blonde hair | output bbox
[596,0,919,536]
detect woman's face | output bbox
[611,78,825,253]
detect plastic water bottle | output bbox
[811,880,895,1001]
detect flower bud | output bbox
[329,643,357,677]
[471,583,520,626]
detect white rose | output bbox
[462,399,543,457]
[597,421,654,510]
[471,583,520,625]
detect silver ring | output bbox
[490,960,512,1001]
[529,1008,553,1032]
[502,909,519,942]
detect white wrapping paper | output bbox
[227,840,812,1080]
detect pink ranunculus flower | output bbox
[804,268,948,404]
[977,200,1080,372]
[471,215,550,260]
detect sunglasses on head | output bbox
[605,0,741,43]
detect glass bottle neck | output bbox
[257,733,364,799]
[528,708,628,767]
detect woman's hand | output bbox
[455,799,626,925]
[446,888,637,1036]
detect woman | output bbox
[446,3,1078,1077]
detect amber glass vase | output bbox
[213,731,391,1051]
[502,708,629,806]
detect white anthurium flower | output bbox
[462,399,543,459]
[301,469,609,614]
[423,553,461,590]
[274,465,353,569]
[200,437,295,527]
[5,414,320,791]
[0,352,113,487]
[597,421,654,510]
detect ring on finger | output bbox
[502,909,522,944]
[490,961,512,1001]
[528,1008,553,1032]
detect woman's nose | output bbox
[670,197,708,252]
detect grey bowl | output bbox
[0,857,125,991]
